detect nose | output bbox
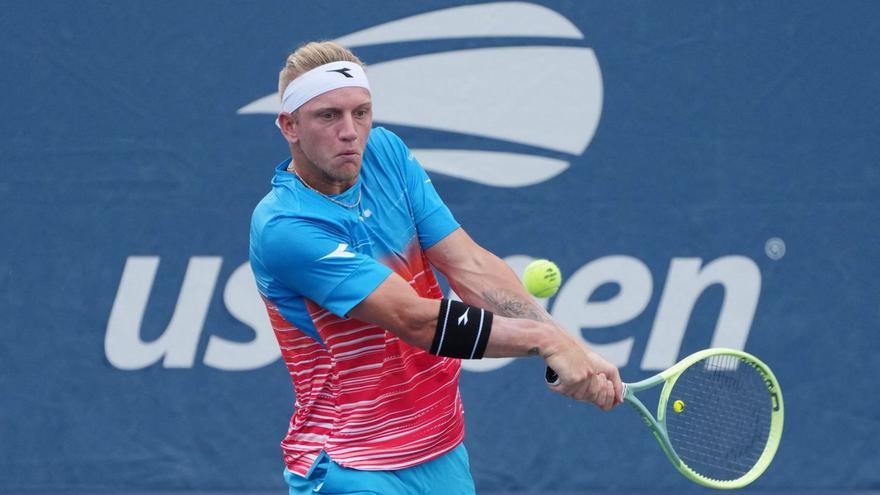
[338,113,357,142]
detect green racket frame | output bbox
[623,348,784,489]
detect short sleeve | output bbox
[259,217,392,317]
[378,129,460,249]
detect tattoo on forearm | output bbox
[481,288,549,357]
[482,288,547,322]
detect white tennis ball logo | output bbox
[238,2,603,188]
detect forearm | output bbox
[347,274,440,350]
[425,230,623,408]
[447,249,553,325]
[481,313,559,358]
[425,229,573,358]
[348,270,559,359]
[441,249,566,358]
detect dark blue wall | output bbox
[2,1,878,493]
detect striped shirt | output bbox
[249,127,463,475]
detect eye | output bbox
[355,108,370,118]
[321,111,335,121]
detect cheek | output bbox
[358,119,372,141]
[302,130,331,155]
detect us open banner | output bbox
[2,1,878,493]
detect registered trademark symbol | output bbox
[765,237,786,260]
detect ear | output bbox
[278,112,299,144]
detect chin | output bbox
[327,160,361,182]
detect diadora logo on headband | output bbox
[238,2,603,188]
[275,61,370,120]
[328,67,354,78]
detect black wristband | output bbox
[430,299,493,359]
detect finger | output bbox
[603,380,616,411]
[592,375,610,409]
[601,367,623,405]
[598,378,613,411]
[574,375,595,403]
[613,377,624,405]
[568,376,588,402]
[594,385,608,410]
[552,382,576,400]
[613,369,624,403]
[551,375,579,399]
[587,373,604,402]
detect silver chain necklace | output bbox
[289,164,361,209]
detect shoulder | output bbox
[251,187,301,238]
[254,212,349,276]
[366,126,409,160]
[368,126,399,144]
[252,190,343,251]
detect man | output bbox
[250,41,623,495]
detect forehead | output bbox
[300,87,371,112]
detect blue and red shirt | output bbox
[249,127,463,475]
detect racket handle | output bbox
[545,366,560,385]
[546,367,629,394]
[546,366,629,405]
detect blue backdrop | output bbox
[2,1,878,493]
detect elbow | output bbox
[390,298,438,351]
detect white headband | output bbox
[277,61,370,124]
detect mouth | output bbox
[336,151,361,164]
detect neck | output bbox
[289,148,356,195]
[288,162,355,195]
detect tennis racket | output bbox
[546,348,783,489]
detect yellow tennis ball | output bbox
[523,259,562,298]
[673,400,685,413]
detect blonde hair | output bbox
[278,41,366,100]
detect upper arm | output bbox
[375,127,460,249]
[403,158,459,249]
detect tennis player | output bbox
[249,41,623,495]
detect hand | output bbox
[544,334,623,411]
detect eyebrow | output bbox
[309,102,372,114]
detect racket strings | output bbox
[673,360,770,473]
[664,354,772,481]
[668,357,771,477]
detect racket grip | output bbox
[546,366,629,403]
[545,366,560,385]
